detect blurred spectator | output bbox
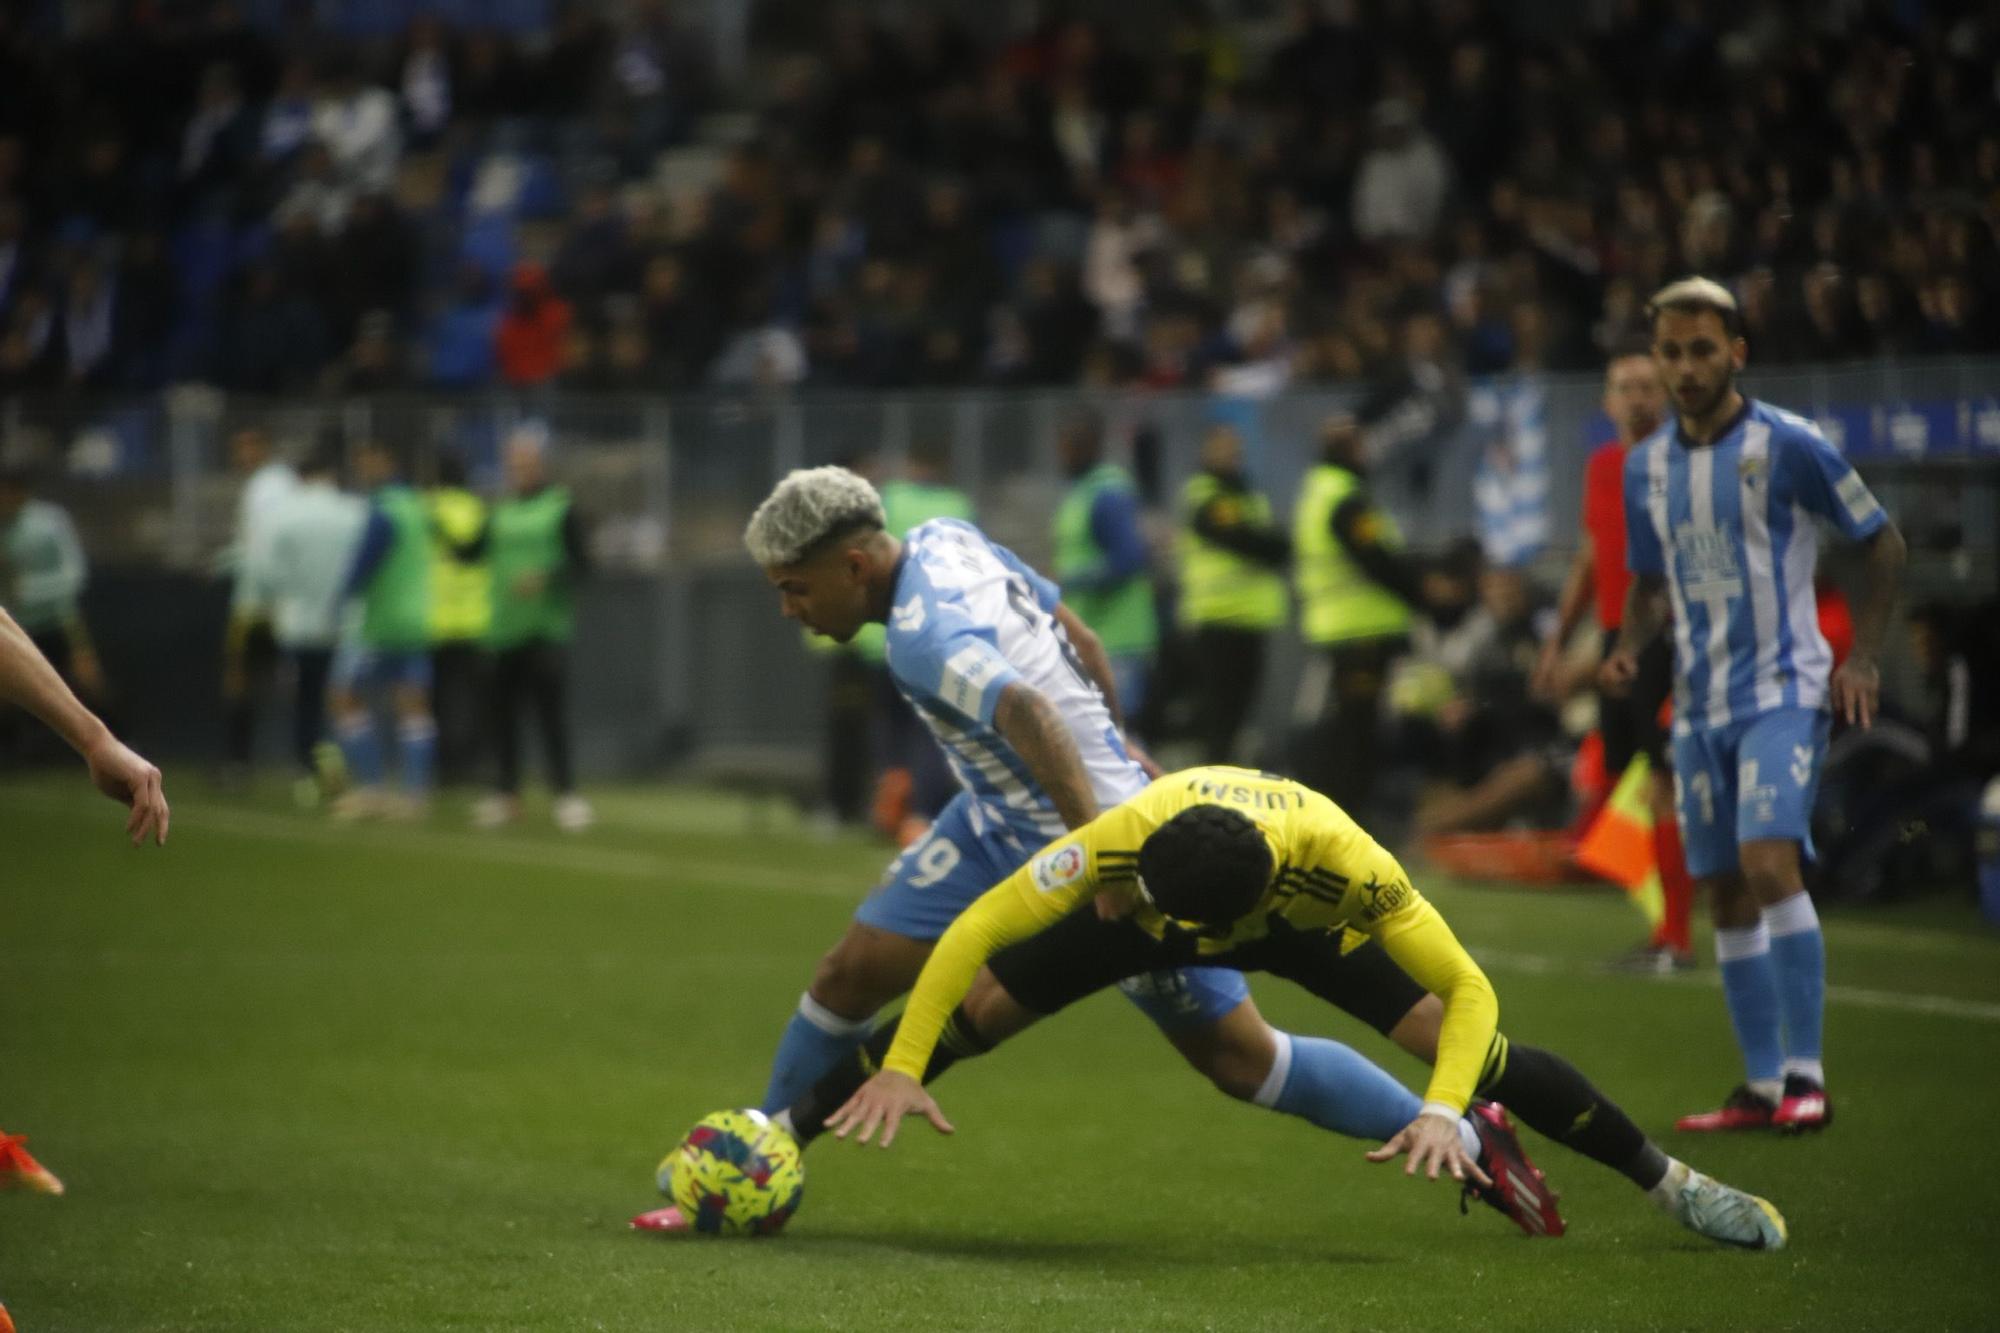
[312,54,401,195]
[494,263,572,389]
[1352,100,1451,245]
[395,18,455,149]
[426,265,502,388]
[327,309,408,394]
[54,256,122,391]
[220,263,328,392]
[178,63,256,215]
[1403,559,1569,835]
[259,59,319,168]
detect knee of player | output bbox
[808,944,892,1018]
[1738,841,1804,901]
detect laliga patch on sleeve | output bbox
[940,643,1004,714]
[1031,843,1087,893]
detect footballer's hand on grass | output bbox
[1365,1113,1491,1187]
[85,734,170,846]
[1830,654,1880,729]
[1596,648,1639,697]
[826,1070,953,1148]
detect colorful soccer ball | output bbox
[659,1109,805,1237]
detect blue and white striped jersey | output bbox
[1625,399,1888,735]
[884,518,1149,851]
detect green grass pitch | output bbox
[3,776,1998,1331]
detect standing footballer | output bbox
[1603,278,1906,1133]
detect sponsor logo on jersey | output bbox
[940,643,1004,714]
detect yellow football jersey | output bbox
[886,767,1501,1113]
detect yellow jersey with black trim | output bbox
[885,766,1501,1113]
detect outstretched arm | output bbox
[0,606,168,845]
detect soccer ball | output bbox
[659,1109,805,1237]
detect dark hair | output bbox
[1646,277,1744,339]
[1136,804,1273,927]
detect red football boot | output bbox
[1675,1085,1777,1133]
[1771,1075,1832,1133]
[0,1133,63,1196]
[1463,1101,1566,1238]
[630,1205,692,1233]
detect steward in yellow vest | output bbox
[426,452,491,786]
[1177,424,1289,763]
[1289,414,1424,815]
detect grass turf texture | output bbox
[2,776,1997,1332]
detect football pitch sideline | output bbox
[2,777,1997,1332]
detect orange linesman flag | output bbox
[1575,754,1665,927]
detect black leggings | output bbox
[492,640,574,795]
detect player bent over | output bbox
[643,467,1561,1236]
[803,768,1788,1249]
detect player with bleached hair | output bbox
[638,466,1565,1235]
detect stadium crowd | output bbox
[0,1,1997,398]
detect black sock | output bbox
[787,1004,992,1147]
[1487,1043,1669,1191]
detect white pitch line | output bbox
[15,789,2000,1025]
[1473,948,2000,1025]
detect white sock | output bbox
[1647,1158,1693,1212]
[1748,1078,1784,1104]
[1762,891,1820,937]
[1457,1118,1481,1161]
[772,1109,797,1138]
[1714,921,1771,962]
[1782,1057,1826,1086]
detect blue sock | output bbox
[760,993,873,1115]
[398,717,437,796]
[1258,1031,1424,1141]
[1715,922,1784,1086]
[1764,894,1826,1076]
[336,715,383,787]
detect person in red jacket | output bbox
[494,262,572,388]
[1534,337,1695,972]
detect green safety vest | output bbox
[361,484,434,652]
[1292,464,1411,646]
[805,478,974,664]
[1052,463,1157,656]
[1177,472,1287,631]
[427,488,491,643]
[487,487,576,650]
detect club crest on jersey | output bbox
[1031,843,1086,893]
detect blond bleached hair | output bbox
[1647,276,1743,337]
[743,466,887,568]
